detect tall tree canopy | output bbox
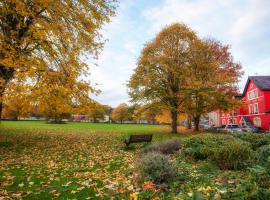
[128,24,197,133]
[0,0,117,118]
[128,23,242,133]
[184,39,242,131]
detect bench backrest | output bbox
[129,134,152,143]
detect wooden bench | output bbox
[124,134,153,147]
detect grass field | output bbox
[1,121,268,199]
[0,121,182,199]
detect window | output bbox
[248,89,258,100]
[249,104,253,114]
[254,103,259,114]
[254,90,258,98]
[222,119,226,125]
[248,92,252,100]
[254,117,261,127]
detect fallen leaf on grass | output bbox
[142,181,156,191]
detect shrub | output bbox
[210,141,253,170]
[138,152,176,184]
[183,134,235,160]
[142,139,181,155]
[249,189,270,200]
[233,133,270,150]
[142,143,160,154]
[256,145,270,166]
[183,134,254,170]
[248,165,270,188]
[159,139,181,154]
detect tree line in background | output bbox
[128,23,242,133]
[2,98,188,125]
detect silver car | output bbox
[224,124,242,133]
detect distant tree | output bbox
[112,103,130,123]
[128,23,197,133]
[133,103,160,124]
[0,0,117,119]
[183,39,242,131]
[89,103,106,122]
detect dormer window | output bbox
[248,89,258,100]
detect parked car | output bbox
[217,125,226,132]
[242,125,264,133]
[199,124,211,130]
[217,124,242,133]
[226,124,242,133]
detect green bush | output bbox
[142,139,181,155]
[248,165,270,188]
[138,152,176,184]
[256,145,270,166]
[142,143,160,154]
[183,134,237,160]
[183,134,254,170]
[233,133,270,150]
[249,189,270,200]
[210,141,254,170]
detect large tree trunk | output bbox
[171,110,178,133]
[193,116,200,131]
[0,92,3,120]
[0,65,15,120]
[0,84,6,121]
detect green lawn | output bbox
[0,121,181,199]
[1,121,268,199]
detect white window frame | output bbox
[254,117,261,127]
[254,103,259,114]
[248,89,258,100]
[249,104,253,114]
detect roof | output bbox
[242,76,270,95]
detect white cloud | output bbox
[142,0,270,91]
[87,0,270,106]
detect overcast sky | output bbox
[89,0,270,107]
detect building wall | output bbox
[239,80,270,131]
[208,111,220,126]
[210,80,270,131]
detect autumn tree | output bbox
[2,81,32,120]
[184,39,242,131]
[128,23,197,133]
[112,103,131,123]
[88,103,106,122]
[0,0,117,119]
[133,103,160,124]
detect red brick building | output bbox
[209,76,270,131]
